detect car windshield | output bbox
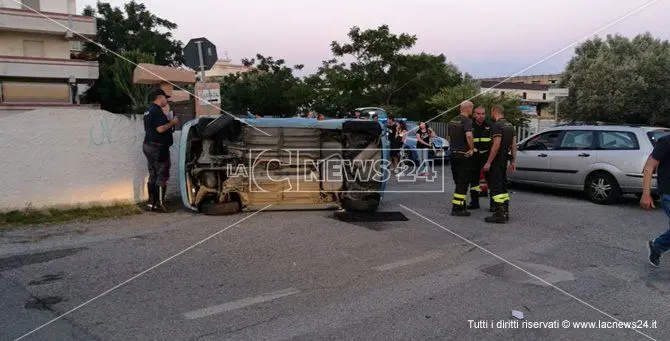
[647,129,670,146]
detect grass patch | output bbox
[0,203,144,229]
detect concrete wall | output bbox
[0,0,70,13]
[0,0,22,9]
[0,108,181,211]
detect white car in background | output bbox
[509,124,670,204]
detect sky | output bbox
[77,0,670,78]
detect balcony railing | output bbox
[0,8,96,37]
[0,55,99,80]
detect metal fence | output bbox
[408,119,557,142]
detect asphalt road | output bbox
[1,165,669,341]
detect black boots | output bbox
[485,201,509,223]
[451,193,471,216]
[502,201,509,222]
[146,182,156,211]
[154,185,170,213]
[451,203,471,216]
[467,190,480,210]
[489,196,495,212]
[485,203,506,223]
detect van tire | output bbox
[585,171,620,205]
[201,116,236,139]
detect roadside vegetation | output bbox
[0,203,143,229]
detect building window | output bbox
[550,80,557,84]
[522,92,527,99]
[543,93,546,100]
[70,41,84,52]
[23,40,44,58]
[21,0,40,10]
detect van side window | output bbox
[598,131,639,150]
[524,131,562,150]
[559,130,595,150]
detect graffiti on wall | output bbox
[89,115,140,147]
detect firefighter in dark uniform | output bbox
[447,100,475,216]
[483,105,516,223]
[467,106,492,210]
[143,89,179,212]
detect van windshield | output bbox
[647,129,670,146]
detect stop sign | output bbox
[184,37,218,71]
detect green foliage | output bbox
[109,50,155,115]
[82,1,184,113]
[0,203,141,229]
[218,54,312,116]
[428,80,528,127]
[560,32,670,126]
[305,25,463,119]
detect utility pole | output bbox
[196,41,206,83]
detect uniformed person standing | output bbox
[466,106,492,210]
[483,105,516,223]
[447,100,475,216]
[143,89,179,212]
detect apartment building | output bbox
[479,80,557,118]
[205,58,252,80]
[478,73,563,85]
[0,0,98,110]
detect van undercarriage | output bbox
[180,117,386,215]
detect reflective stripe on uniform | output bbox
[479,138,491,142]
[493,193,509,203]
[452,199,465,205]
[471,185,481,192]
[453,193,467,199]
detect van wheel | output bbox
[200,200,240,215]
[585,172,620,205]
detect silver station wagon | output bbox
[508,124,670,204]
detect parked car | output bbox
[355,107,387,120]
[508,124,670,204]
[179,116,389,215]
[402,122,451,164]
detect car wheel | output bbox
[200,200,241,215]
[585,172,620,205]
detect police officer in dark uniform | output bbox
[466,106,492,210]
[143,89,179,212]
[447,100,475,216]
[483,105,516,223]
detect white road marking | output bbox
[183,288,300,320]
[373,251,442,271]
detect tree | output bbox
[82,1,184,113]
[427,79,528,127]
[311,25,463,119]
[109,50,155,115]
[218,54,312,116]
[560,33,670,125]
